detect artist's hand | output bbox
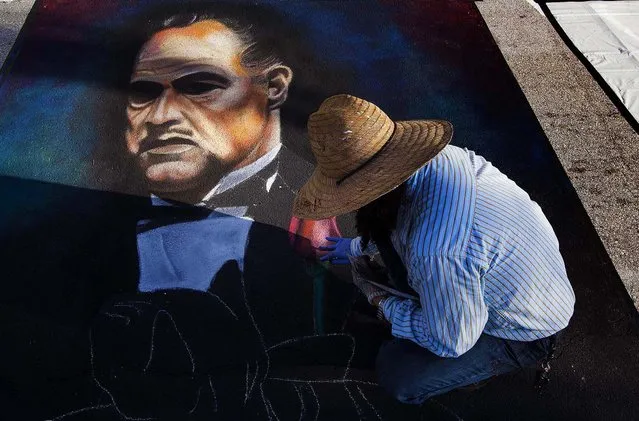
[319,237,354,264]
[350,256,388,305]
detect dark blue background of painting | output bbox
[0,0,545,197]
[1,1,638,420]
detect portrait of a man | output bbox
[126,14,293,214]
[86,4,378,420]
[125,7,332,289]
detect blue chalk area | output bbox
[0,75,95,187]
[137,212,252,292]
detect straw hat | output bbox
[293,94,453,220]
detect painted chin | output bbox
[145,160,203,186]
[138,147,209,189]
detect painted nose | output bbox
[146,89,183,126]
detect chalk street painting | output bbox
[0,0,553,419]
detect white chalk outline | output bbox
[45,404,114,420]
[248,360,260,401]
[143,309,195,374]
[260,384,274,421]
[356,385,382,421]
[112,304,143,315]
[267,333,354,352]
[268,378,378,387]
[188,386,202,415]
[245,361,250,404]
[293,384,305,421]
[205,291,239,320]
[103,312,131,325]
[208,376,218,413]
[266,333,356,382]
[344,335,356,380]
[238,271,271,416]
[116,300,151,306]
[344,384,363,420]
[92,277,386,421]
[430,398,465,421]
[89,331,155,421]
[307,384,320,421]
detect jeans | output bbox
[376,333,555,404]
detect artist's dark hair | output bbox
[356,183,407,250]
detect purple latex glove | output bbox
[319,237,354,265]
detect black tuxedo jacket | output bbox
[0,147,366,419]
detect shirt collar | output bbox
[150,143,281,209]
[200,143,282,203]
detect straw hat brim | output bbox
[293,119,453,220]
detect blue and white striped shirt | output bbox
[353,145,575,358]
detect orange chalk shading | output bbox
[154,20,229,43]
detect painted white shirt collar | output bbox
[199,143,282,204]
[150,143,281,217]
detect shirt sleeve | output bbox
[382,253,487,358]
[350,236,379,257]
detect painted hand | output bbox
[349,256,388,305]
[319,237,354,265]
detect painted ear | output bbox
[266,65,293,110]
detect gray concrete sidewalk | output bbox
[0,0,33,66]
[1,0,637,308]
[477,0,639,308]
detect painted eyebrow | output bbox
[172,72,231,87]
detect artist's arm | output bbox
[381,253,487,358]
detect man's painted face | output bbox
[126,20,272,194]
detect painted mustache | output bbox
[139,135,198,155]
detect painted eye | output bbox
[172,72,229,96]
[173,80,221,95]
[128,81,163,106]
